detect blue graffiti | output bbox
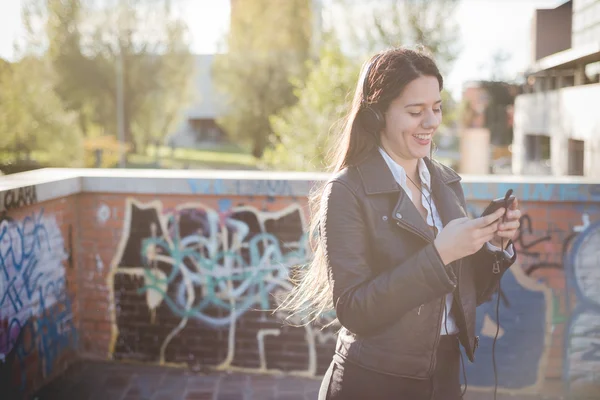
[235,180,296,198]
[187,178,306,199]
[0,211,50,280]
[0,210,77,393]
[136,208,308,326]
[462,182,600,203]
[461,268,548,389]
[564,220,600,390]
[187,179,225,195]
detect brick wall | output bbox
[1,170,599,398]
[1,190,79,399]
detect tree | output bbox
[266,0,463,171]
[482,81,517,146]
[372,0,460,73]
[0,3,83,167]
[43,0,194,152]
[212,0,313,158]
[0,56,84,167]
[262,33,360,171]
[488,49,512,82]
[336,0,461,74]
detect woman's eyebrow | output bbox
[404,99,443,108]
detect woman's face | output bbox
[379,75,442,162]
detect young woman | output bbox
[280,46,521,399]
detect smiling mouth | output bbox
[413,134,431,140]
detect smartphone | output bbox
[480,194,516,217]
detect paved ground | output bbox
[32,360,576,400]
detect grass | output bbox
[1,143,260,172]
[128,144,260,170]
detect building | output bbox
[166,54,229,149]
[168,0,324,149]
[512,0,600,177]
[458,80,519,175]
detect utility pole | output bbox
[116,41,126,168]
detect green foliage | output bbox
[212,0,313,158]
[340,0,461,75]
[0,0,194,170]
[440,89,459,129]
[45,0,194,151]
[0,56,83,167]
[481,81,516,146]
[263,34,360,171]
[265,0,462,171]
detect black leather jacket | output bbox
[321,148,516,378]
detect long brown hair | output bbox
[277,46,444,327]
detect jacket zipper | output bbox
[453,258,472,358]
[493,253,501,274]
[428,296,446,376]
[394,216,447,375]
[395,220,432,244]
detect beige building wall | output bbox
[459,128,491,175]
[512,83,600,177]
[572,0,600,48]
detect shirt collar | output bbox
[378,147,432,191]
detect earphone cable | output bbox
[493,196,510,400]
[406,172,469,399]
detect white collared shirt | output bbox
[378,147,513,335]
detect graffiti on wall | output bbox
[0,210,77,394]
[508,207,600,391]
[564,220,600,392]
[461,202,600,392]
[0,186,38,213]
[108,199,337,376]
[461,264,552,390]
[459,204,552,390]
[108,197,600,390]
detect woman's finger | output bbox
[499,220,520,230]
[510,198,519,210]
[479,220,500,238]
[496,229,517,238]
[506,209,521,221]
[473,208,506,228]
[483,233,497,245]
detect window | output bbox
[525,134,551,161]
[568,139,585,176]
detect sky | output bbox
[0,0,563,99]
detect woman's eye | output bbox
[434,108,442,113]
[409,112,422,116]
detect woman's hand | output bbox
[434,207,506,265]
[489,197,521,249]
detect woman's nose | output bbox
[422,110,439,130]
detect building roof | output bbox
[185,54,229,119]
[527,41,600,75]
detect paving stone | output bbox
[184,390,214,400]
[215,393,245,400]
[304,391,320,400]
[104,373,134,388]
[275,377,313,393]
[88,389,126,400]
[186,376,221,391]
[32,360,569,400]
[274,392,305,398]
[248,390,277,400]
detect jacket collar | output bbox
[356,147,461,196]
[356,148,465,243]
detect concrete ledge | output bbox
[0,172,81,212]
[1,168,600,210]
